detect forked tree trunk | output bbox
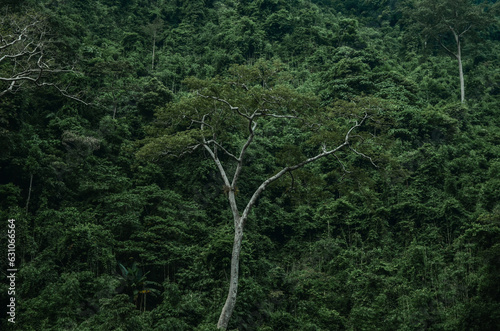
[215,138,355,329]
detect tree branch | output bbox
[205,139,240,162]
[255,111,299,119]
[0,12,87,104]
[232,120,257,187]
[438,38,458,59]
[240,113,374,225]
[196,91,251,120]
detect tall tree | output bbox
[138,60,377,329]
[406,0,493,103]
[143,16,164,71]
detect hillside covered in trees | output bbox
[1,0,500,330]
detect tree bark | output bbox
[25,173,33,214]
[217,220,244,329]
[457,38,465,103]
[441,29,466,103]
[152,31,156,70]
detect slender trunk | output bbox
[451,30,465,103]
[112,98,117,119]
[457,39,465,103]
[152,31,156,70]
[217,220,244,329]
[443,28,466,103]
[217,188,243,329]
[25,173,33,214]
[112,85,117,119]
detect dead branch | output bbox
[0,10,87,104]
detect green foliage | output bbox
[403,0,494,47]
[1,0,500,330]
[78,294,151,331]
[117,262,161,311]
[137,59,319,164]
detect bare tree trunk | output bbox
[217,221,244,329]
[441,28,467,104]
[152,31,156,70]
[457,39,465,103]
[112,89,117,119]
[449,30,465,103]
[25,173,33,214]
[217,186,244,329]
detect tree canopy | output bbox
[1,0,500,330]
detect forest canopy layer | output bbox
[1,0,500,330]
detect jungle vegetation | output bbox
[1,0,500,330]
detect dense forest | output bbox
[1,0,500,330]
